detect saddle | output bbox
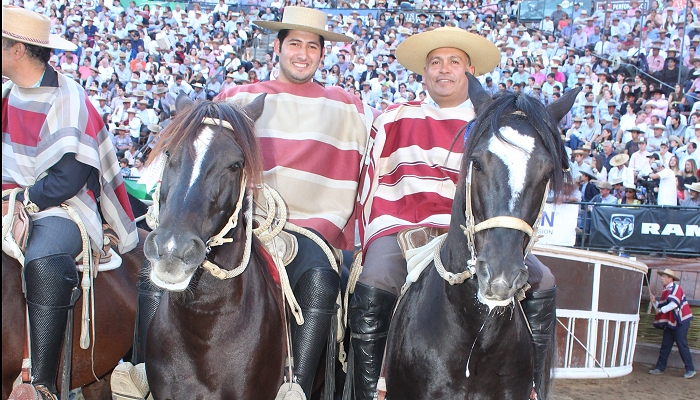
[396,227,449,258]
[2,189,32,262]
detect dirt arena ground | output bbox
[551,362,700,400]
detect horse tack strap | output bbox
[472,216,534,237]
[201,117,235,132]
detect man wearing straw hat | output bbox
[2,6,137,400]
[649,269,695,379]
[217,7,375,397]
[351,27,556,400]
[680,182,700,206]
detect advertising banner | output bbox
[589,206,700,254]
[537,203,579,246]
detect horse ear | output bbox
[175,91,194,114]
[243,93,267,122]
[466,72,492,111]
[546,87,581,124]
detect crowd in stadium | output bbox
[5,0,700,206]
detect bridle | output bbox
[433,117,551,287]
[147,117,253,280]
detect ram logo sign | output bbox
[610,214,635,241]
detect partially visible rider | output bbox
[3,6,137,400]
[347,28,557,400]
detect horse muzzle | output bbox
[475,259,529,309]
[144,231,206,291]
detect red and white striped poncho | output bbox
[654,282,694,329]
[218,80,374,250]
[359,101,474,251]
[2,67,137,254]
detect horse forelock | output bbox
[462,92,567,198]
[150,100,263,186]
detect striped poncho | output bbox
[654,282,694,329]
[218,80,374,250]
[359,101,474,250]
[2,66,138,254]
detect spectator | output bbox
[648,160,678,205]
[681,182,700,206]
[649,269,695,379]
[618,183,641,205]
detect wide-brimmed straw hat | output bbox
[254,7,352,43]
[610,153,629,167]
[685,182,700,193]
[395,27,500,76]
[2,6,76,51]
[657,268,680,281]
[579,163,597,179]
[595,180,612,189]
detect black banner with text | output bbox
[589,206,700,254]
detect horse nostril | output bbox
[144,232,160,261]
[182,237,206,266]
[475,260,492,282]
[512,268,529,289]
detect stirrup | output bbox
[8,384,57,400]
[111,362,151,400]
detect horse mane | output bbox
[462,91,569,198]
[150,100,264,185]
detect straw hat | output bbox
[595,180,612,189]
[610,153,629,167]
[147,124,161,133]
[609,177,624,185]
[685,182,700,193]
[657,268,680,281]
[253,6,352,43]
[2,6,76,51]
[579,164,597,179]
[396,27,500,76]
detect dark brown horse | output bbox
[2,229,148,400]
[385,74,579,399]
[143,95,286,399]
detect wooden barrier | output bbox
[532,244,648,379]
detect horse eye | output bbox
[471,159,482,172]
[230,161,243,171]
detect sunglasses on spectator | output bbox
[625,190,636,193]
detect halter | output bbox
[147,117,252,280]
[434,140,550,286]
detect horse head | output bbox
[143,94,266,291]
[460,73,579,307]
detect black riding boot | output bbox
[132,259,163,364]
[345,282,397,400]
[522,286,557,400]
[24,254,80,395]
[290,267,340,396]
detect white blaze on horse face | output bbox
[188,127,216,191]
[487,127,535,212]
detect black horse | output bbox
[385,74,579,399]
[142,95,286,399]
